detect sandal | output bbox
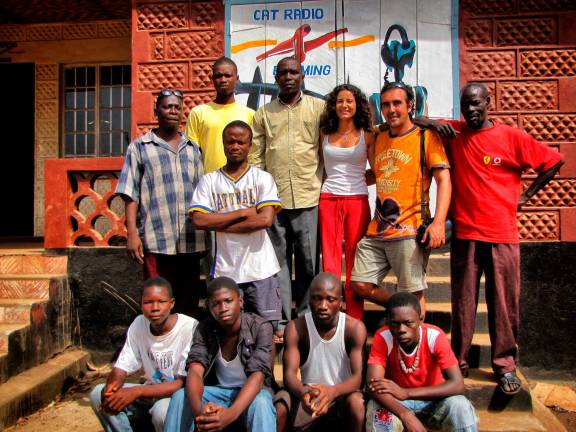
[498,371,522,395]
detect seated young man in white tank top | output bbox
[275,272,367,432]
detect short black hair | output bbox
[212,56,238,74]
[387,292,421,317]
[206,276,240,300]
[277,56,302,70]
[141,276,173,299]
[222,120,253,142]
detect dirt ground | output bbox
[4,368,576,431]
[5,371,107,432]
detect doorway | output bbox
[0,63,35,237]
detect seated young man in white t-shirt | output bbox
[90,277,197,432]
[366,292,477,432]
[189,120,283,337]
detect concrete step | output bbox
[0,323,28,353]
[0,278,52,300]
[0,299,38,324]
[0,254,67,275]
[381,276,485,303]
[454,332,492,370]
[0,247,44,257]
[477,411,547,432]
[0,348,88,429]
[465,368,533,412]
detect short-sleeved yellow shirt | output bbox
[185,101,255,173]
[366,127,449,240]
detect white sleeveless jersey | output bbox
[300,312,352,385]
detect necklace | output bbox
[398,327,422,374]
[335,128,356,146]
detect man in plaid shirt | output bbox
[116,90,206,316]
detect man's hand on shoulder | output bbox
[368,378,409,401]
[413,117,458,139]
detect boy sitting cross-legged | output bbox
[90,277,198,432]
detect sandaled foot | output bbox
[498,371,522,395]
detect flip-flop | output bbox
[498,371,522,395]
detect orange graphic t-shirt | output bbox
[366,128,449,240]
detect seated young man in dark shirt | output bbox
[163,276,276,431]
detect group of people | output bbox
[91,54,564,431]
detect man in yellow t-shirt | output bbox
[350,82,451,317]
[186,57,254,173]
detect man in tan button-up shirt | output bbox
[250,57,325,338]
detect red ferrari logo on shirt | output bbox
[483,155,491,165]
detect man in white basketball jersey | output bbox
[275,272,367,432]
[189,120,282,329]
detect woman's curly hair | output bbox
[320,84,373,135]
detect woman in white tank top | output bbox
[318,84,375,320]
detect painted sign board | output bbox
[226,0,458,120]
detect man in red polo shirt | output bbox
[419,82,564,394]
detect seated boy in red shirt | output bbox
[366,292,477,432]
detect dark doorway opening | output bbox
[0,63,35,237]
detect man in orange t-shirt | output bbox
[350,82,451,317]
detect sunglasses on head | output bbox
[158,89,183,98]
[383,81,412,92]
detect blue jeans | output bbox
[90,383,170,432]
[366,395,478,432]
[164,386,276,432]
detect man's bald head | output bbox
[310,272,342,297]
[461,82,489,99]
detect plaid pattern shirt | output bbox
[115,130,206,255]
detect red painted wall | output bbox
[131,0,224,137]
